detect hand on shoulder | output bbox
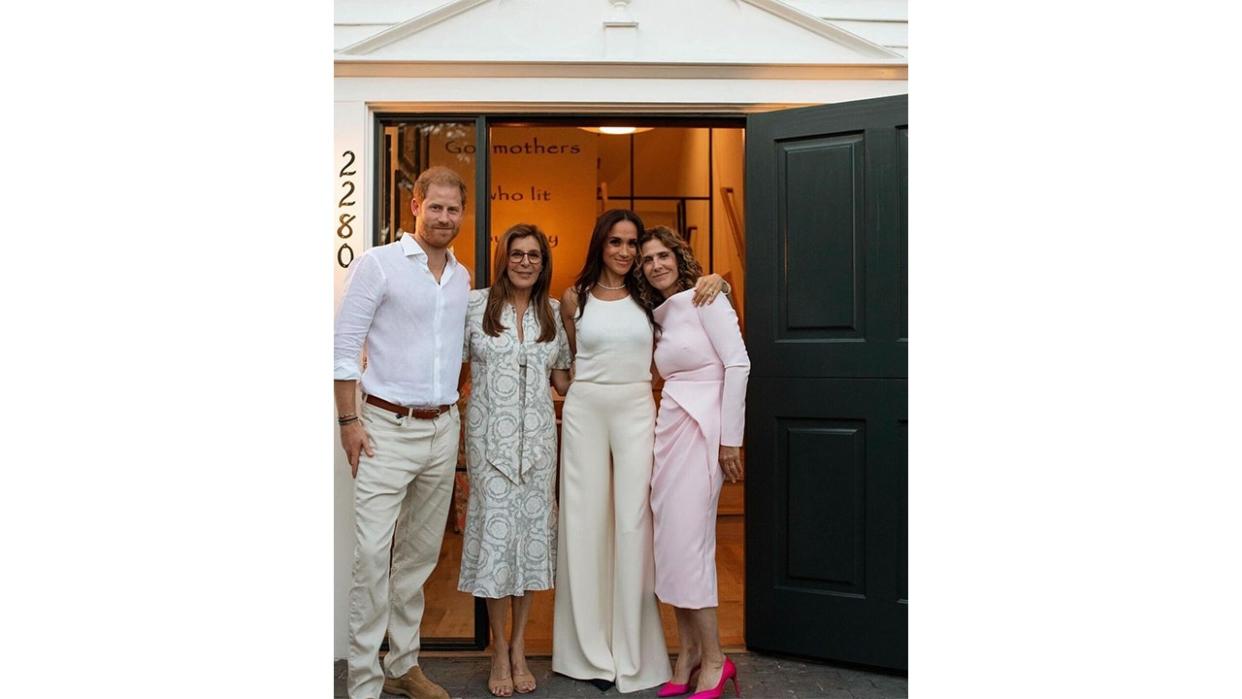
[691,273,729,307]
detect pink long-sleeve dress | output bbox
[650,290,750,609]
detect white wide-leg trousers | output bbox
[553,381,671,693]
[347,404,458,699]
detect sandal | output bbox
[489,653,514,697]
[510,649,536,694]
[513,669,536,694]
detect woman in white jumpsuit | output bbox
[553,210,725,693]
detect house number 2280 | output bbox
[337,150,357,268]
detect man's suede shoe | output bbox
[382,666,450,699]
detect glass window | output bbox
[378,121,478,277]
[376,119,479,648]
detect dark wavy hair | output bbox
[484,223,556,343]
[571,209,655,330]
[634,226,703,311]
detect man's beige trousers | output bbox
[347,404,458,699]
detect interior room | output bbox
[378,120,747,654]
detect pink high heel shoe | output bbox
[658,664,701,697]
[688,657,739,699]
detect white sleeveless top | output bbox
[573,293,653,384]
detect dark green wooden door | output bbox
[744,95,907,670]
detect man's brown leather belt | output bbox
[364,394,452,420]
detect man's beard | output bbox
[416,222,459,248]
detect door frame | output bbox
[370,109,747,651]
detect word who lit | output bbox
[491,184,552,202]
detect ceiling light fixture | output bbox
[577,126,655,135]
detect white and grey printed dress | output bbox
[457,288,572,598]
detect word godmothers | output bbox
[446,138,583,155]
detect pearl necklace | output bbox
[596,280,626,290]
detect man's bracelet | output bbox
[338,415,359,426]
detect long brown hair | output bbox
[634,226,703,310]
[484,224,557,343]
[571,209,655,330]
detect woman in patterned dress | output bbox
[458,223,572,697]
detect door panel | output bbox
[372,116,488,650]
[745,379,907,669]
[785,418,866,591]
[897,416,908,604]
[897,125,908,343]
[782,132,866,336]
[745,95,907,670]
[748,99,907,381]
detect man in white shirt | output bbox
[334,166,471,699]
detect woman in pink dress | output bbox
[634,226,750,699]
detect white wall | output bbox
[333,76,908,106]
[333,100,370,660]
[782,0,909,57]
[335,0,909,60]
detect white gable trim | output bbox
[340,0,489,56]
[339,0,903,61]
[741,0,899,58]
[334,60,907,80]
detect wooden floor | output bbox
[420,483,746,654]
[418,529,476,641]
